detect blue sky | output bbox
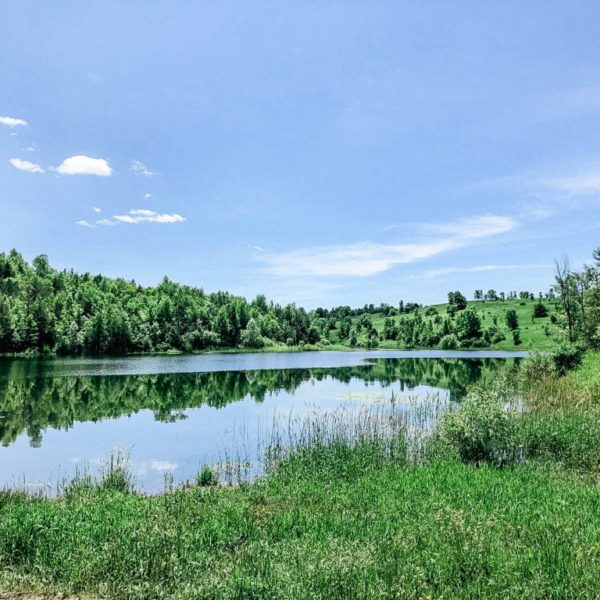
[2,2,600,308]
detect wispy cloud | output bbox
[423,263,550,280]
[484,164,600,199]
[92,207,101,213]
[130,160,155,177]
[113,209,185,224]
[54,155,112,176]
[0,116,28,127]
[536,172,600,196]
[144,192,152,199]
[262,215,517,278]
[9,158,44,173]
[76,209,185,227]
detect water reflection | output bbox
[0,357,520,448]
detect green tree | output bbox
[505,309,519,331]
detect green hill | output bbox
[329,298,560,351]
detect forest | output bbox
[0,248,599,355]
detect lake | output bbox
[0,350,526,492]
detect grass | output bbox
[1,459,599,599]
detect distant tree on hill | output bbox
[505,309,519,330]
[532,301,549,318]
[455,307,482,342]
[447,291,467,310]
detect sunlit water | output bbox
[0,350,525,492]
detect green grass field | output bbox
[1,459,598,599]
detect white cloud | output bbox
[22,145,37,152]
[92,207,101,213]
[113,208,185,224]
[0,116,28,127]
[54,155,112,176]
[144,192,152,199]
[423,263,550,280]
[249,244,265,252]
[263,215,517,278]
[130,160,155,177]
[76,220,93,227]
[9,158,44,173]
[150,460,178,472]
[96,219,116,226]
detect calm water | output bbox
[0,350,525,492]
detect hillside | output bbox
[329,298,560,351]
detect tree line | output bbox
[0,249,565,356]
[0,250,321,354]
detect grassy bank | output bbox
[1,356,599,599]
[1,459,598,599]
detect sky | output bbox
[2,1,600,309]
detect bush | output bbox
[532,301,549,318]
[196,466,218,487]
[240,318,265,348]
[512,329,522,346]
[520,352,555,380]
[551,342,583,375]
[439,334,458,350]
[439,381,522,466]
[506,309,519,330]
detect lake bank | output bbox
[1,353,599,598]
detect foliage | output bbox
[505,309,519,330]
[0,251,319,355]
[439,379,522,466]
[532,300,549,318]
[240,318,265,348]
[196,466,218,487]
[439,334,458,350]
[553,249,600,346]
[512,329,521,346]
[447,290,467,310]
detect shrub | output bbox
[512,329,522,346]
[439,334,458,350]
[520,352,555,380]
[506,309,519,330]
[532,301,549,318]
[240,318,265,348]
[439,381,522,466]
[196,466,218,487]
[551,342,583,375]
